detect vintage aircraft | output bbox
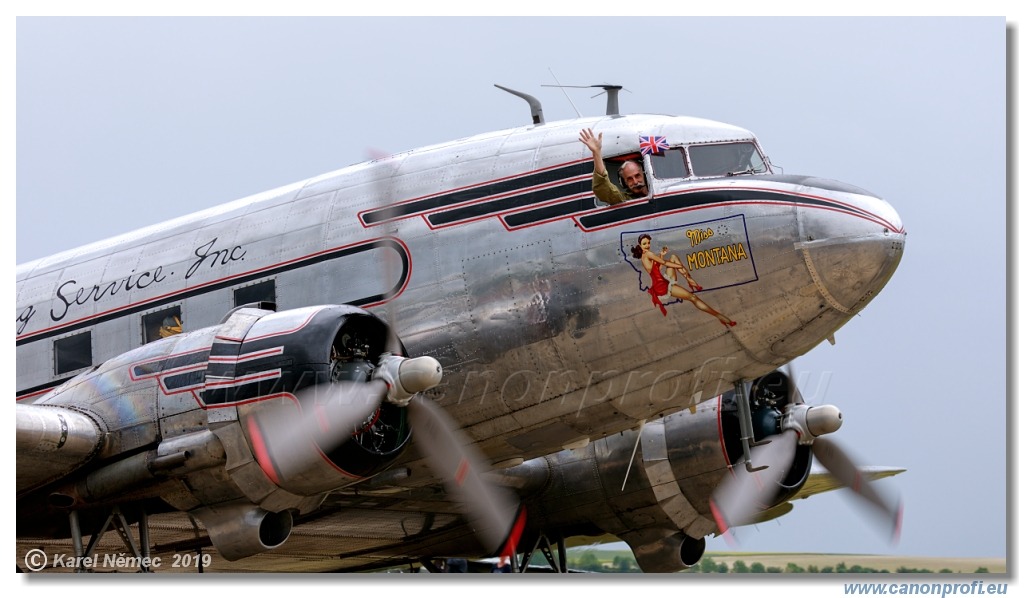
[15,86,905,572]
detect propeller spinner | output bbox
[710,369,902,543]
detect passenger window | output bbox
[55,332,92,375]
[143,306,183,343]
[651,149,689,179]
[234,280,276,308]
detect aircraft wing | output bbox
[742,465,906,527]
[790,465,906,502]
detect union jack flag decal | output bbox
[639,135,669,155]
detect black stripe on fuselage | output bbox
[17,238,409,347]
[360,161,592,225]
[427,179,591,227]
[502,197,598,228]
[576,187,864,230]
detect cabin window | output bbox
[651,148,690,179]
[689,142,767,177]
[143,306,183,344]
[54,332,92,375]
[234,279,276,308]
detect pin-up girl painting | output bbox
[630,233,736,327]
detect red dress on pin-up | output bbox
[647,263,669,316]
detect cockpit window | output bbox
[595,154,650,204]
[689,142,767,177]
[650,148,690,180]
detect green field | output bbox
[562,548,1006,574]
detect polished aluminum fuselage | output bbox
[15,114,905,466]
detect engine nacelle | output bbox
[196,305,415,502]
[23,304,414,553]
[507,388,811,572]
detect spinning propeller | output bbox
[251,349,524,557]
[709,366,902,543]
[253,148,524,557]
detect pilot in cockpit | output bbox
[579,128,648,205]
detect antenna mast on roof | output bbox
[593,84,623,117]
[540,82,626,116]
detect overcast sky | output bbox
[10,14,1014,584]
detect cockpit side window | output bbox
[602,154,646,195]
[598,152,647,199]
[651,148,689,180]
[689,142,767,178]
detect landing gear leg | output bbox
[186,513,206,573]
[70,510,85,564]
[518,533,568,573]
[419,559,445,573]
[67,505,153,572]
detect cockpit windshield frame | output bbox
[650,140,770,181]
[688,141,769,178]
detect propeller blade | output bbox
[811,436,903,543]
[710,429,799,533]
[248,380,387,483]
[407,395,523,556]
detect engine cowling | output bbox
[203,305,412,497]
[503,382,810,572]
[22,304,414,558]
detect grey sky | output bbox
[13,16,1011,568]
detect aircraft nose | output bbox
[796,188,905,316]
